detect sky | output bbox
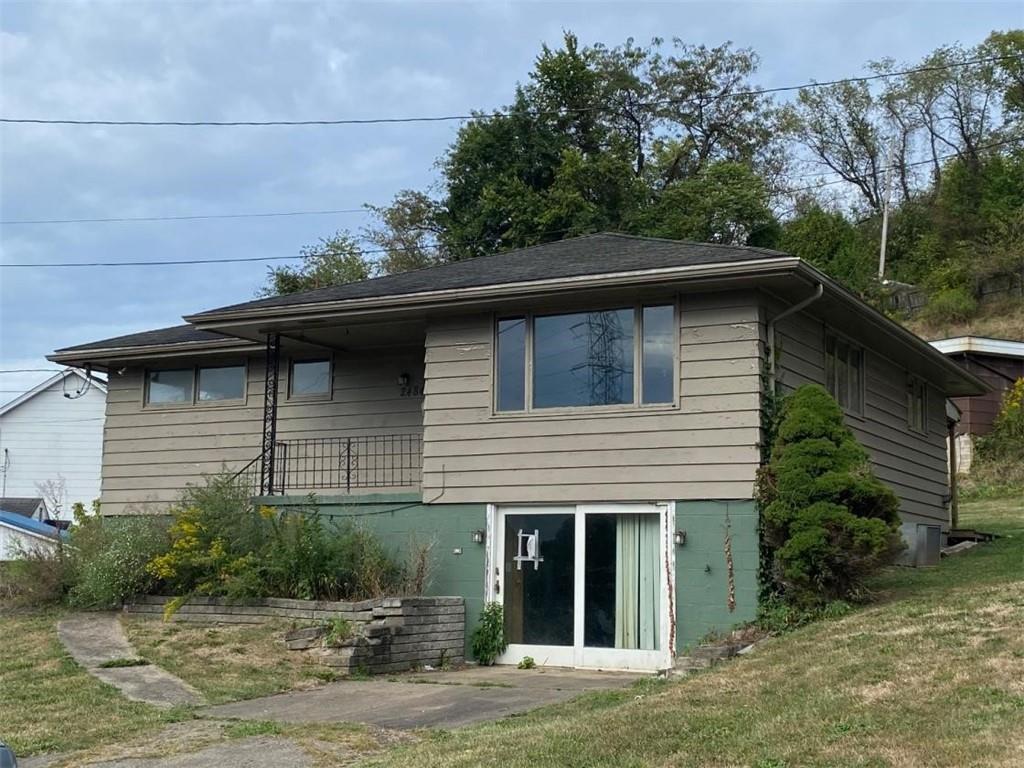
[0,0,1020,403]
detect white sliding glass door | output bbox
[489,503,672,671]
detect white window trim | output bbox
[491,300,680,417]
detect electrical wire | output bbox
[1,136,1020,269]
[1,208,368,225]
[1,54,1017,128]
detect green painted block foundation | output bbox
[674,500,760,652]
[263,493,487,657]
[264,494,760,662]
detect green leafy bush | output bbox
[471,602,507,666]
[147,474,408,609]
[68,514,168,608]
[977,378,1024,461]
[920,286,978,326]
[0,545,73,606]
[758,385,904,607]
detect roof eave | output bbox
[792,263,991,397]
[47,338,263,367]
[184,257,804,327]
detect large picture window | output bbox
[495,304,676,412]
[825,334,863,414]
[145,364,245,406]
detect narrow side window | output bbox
[825,333,864,415]
[907,376,927,433]
[641,305,675,404]
[496,317,526,411]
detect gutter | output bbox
[47,338,263,367]
[767,282,824,389]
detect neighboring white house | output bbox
[0,510,64,560]
[0,369,106,514]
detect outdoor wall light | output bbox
[397,373,411,386]
[471,529,486,544]
[674,529,687,546]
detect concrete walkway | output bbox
[57,613,203,708]
[204,665,641,729]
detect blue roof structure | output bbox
[0,510,66,540]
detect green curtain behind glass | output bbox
[614,514,659,651]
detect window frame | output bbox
[491,300,679,417]
[824,330,865,417]
[906,375,928,435]
[287,356,334,402]
[143,362,248,409]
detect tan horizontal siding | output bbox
[421,291,764,504]
[100,348,423,514]
[773,306,951,525]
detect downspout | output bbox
[766,283,824,393]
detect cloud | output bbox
[1,0,1014,387]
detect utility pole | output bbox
[878,138,895,281]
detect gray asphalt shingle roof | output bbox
[194,233,788,316]
[55,234,790,354]
[54,324,242,353]
[0,497,44,517]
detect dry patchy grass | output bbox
[904,296,1024,342]
[122,617,336,704]
[362,496,1024,768]
[0,608,185,756]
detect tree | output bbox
[758,385,903,606]
[648,40,784,183]
[641,161,777,245]
[262,232,372,296]
[364,190,445,275]
[777,203,875,292]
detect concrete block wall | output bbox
[124,595,466,674]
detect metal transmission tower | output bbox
[570,311,631,405]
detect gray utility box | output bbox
[898,522,943,567]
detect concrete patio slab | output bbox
[203,666,642,729]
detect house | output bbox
[48,233,986,670]
[0,509,65,560]
[929,336,1024,472]
[0,496,48,521]
[0,369,107,515]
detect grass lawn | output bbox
[0,608,187,756]
[122,617,337,704]
[361,495,1024,768]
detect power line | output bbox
[1,54,1018,128]
[0,368,67,374]
[1,208,368,225]
[2,136,1019,269]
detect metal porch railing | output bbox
[272,433,422,494]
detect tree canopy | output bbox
[262,28,1023,328]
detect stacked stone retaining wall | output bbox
[124,595,465,674]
